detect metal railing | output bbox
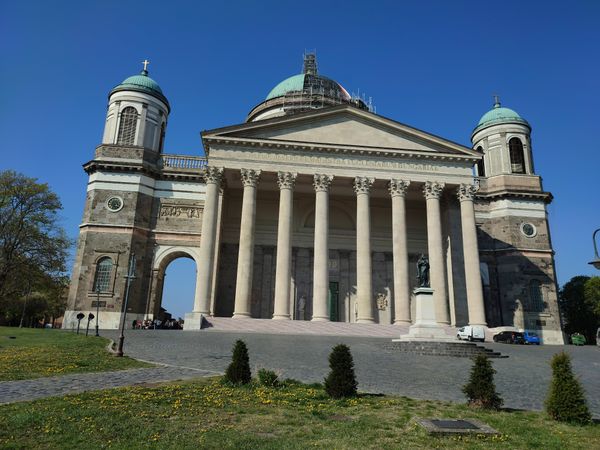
[159,154,208,170]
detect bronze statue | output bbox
[417,254,430,287]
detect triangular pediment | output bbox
[203,105,479,158]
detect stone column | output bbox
[233,169,261,318]
[457,183,487,326]
[312,174,333,321]
[354,176,375,323]
[389,179,411,324]
[423,181,450,325]
[193,166,223,314]
[273,172,297,320]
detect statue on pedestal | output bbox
[417,254,430,288]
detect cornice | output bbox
[475,190,553,203]
[203,135,479,163]
[82,159,206,182]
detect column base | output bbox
[311,317,329,322]
[232,313,252,319]
[272,315,290,320]
[468,322,487,327]
[357,318,375,324]
[394,320,412,326]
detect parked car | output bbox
[493,331,524,344]
[523,331,541,345]
[571,333,586,346]
[456,326,485,342]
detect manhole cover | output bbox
[417,418,499,435]
[430,419,479,430]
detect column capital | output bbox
[423,181,445,200]
[457,183,479,202]
[388,179,410,197]
[204,166,224,185]
[313,174,334,192]
[354,177,375,195]
[240,168,261,187]
[277,171,297,190]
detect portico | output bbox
[187,105,486,328]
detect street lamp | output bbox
[116,253,136,357]
[95,286,101,337]
[589,228,600,270]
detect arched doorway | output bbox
[149,246,201,328]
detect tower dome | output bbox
[472,97,528,136]
[247,53,368,122]
[110,66,170,111]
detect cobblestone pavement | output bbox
[1,329,598,419]
[0,366,218,404]
[105,330,600,418]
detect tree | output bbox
[324,344,358,398]
[584,277,600,317]
[224,340,251,385]
[559,275,598,343]
[0,170,71,322]
[462,354,503,409]
[545,352,591,424]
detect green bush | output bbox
[224,340,251,385]
[545,352,591,424]
[324,344,358,398]
[257,368,279,387]
[462,354,503,409]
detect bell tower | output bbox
[470,97,563,344]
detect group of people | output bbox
[132,318,183,330]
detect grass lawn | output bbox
[0,327,151,381]
[0,378,597,449]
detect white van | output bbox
[456,326,485,342]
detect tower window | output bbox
[158,122,166,153]
[509,138,525,174]
[528,279,544,312]
[117,107,138,145]
[476,146,485,177]
[94,257,113,292]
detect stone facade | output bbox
[64,65,564,344]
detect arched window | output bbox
[117,107,138,145]
[158,122,166,153]
[528,279,544,312]
[94,257,113,292]
[476,146,485,177]
[509,138,525,174]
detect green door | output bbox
[328,282,339,322]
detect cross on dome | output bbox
[142,59,150,71]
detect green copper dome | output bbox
[474,100,529,133]
[265,73,351,102]
[110,69,170,110]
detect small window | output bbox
[94,257,113,292]
[509,138,525,174]
[476,146,485,177]
[528,279,544,312]
[117,107,138,145]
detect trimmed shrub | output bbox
[545,352,591,424]
[462,354,503,409]
[257,368,279,387]
[324,344,358,398]
[224,340,251,385]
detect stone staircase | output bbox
[384,341,507,358]
[198,317,414,338]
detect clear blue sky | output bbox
[1,1,599,319]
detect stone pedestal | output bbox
[183,312,207,330]
[395,288,453,341]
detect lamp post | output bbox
[95,286,101,337]
[116,253,136,357]
[589,228,600,270]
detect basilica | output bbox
[64,54,564,344]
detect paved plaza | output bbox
[1,329,598,419]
